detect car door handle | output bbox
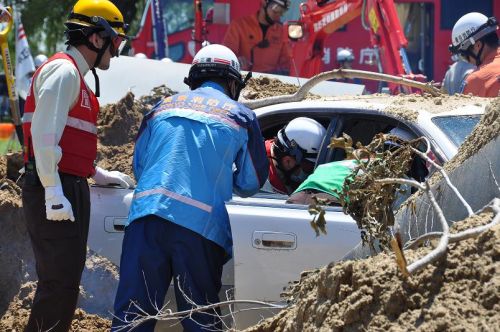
[104,217,127,233]
[252,231,297,250]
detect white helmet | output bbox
[184,44,249,100]
[449,12,498,54]
[337,48,354,63]
[34,54,48,68]
[277,117,326,163]
[160,57,173,63]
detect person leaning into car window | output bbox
[111,44,269,332]
[223,0,292,75]
[264,117,326,195]
[286,127,429,206]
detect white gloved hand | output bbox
[93,166,135,189]
[45,186,75,222]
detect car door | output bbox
[228,193,361,329]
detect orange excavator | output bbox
[286,0,426,94]
[132,0,426,94]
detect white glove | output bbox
[45,186,75,222]
[93,166,135,189]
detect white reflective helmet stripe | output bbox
[23,113,97,135]
[192,44,241,72]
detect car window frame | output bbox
[243,106,443,204]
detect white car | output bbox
[88,95,486,329]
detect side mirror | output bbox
[288,23,304,40]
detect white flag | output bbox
[15,14,36,100]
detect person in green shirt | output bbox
[286,127,429,205]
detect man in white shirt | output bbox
[21,1,133,331]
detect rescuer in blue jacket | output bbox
[112,44,269,331]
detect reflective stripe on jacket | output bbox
[23,52,99,177]
[223,13,291,74]
[462,49,500,97]
[128,84,269,259]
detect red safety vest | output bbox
[23,52,100,178]
[265,139,287,194]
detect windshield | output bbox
[431,115,481,147]
[160,0,214,34]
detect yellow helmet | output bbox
[66,0,129,38]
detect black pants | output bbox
[22,172,90,332]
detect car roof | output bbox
[253,94,488,122]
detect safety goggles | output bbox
[110,35,127,57]
[90,16,128,57]
[277,129,317,164]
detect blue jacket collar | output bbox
[200,81,226,93]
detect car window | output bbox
[325,116,395,163]
[161,0,214,34]
[431,115,481,147]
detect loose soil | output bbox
[1,78,499,331]
[246,213,499,332]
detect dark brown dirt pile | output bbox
[0,282,111,332]
[0,153,23,181]
[247,212,499,332]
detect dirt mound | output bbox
[2,81,498,331]
[95,87,176,178]
[247,213,499,332]
[0,177,117,330]
[0,153,23,181]
[242,76,304,99]
[0,282,111,332]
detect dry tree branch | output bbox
[409,143,474,217]
[404,198,500,250]
[313,132,497,277]
[112,275,286,332]
[376,158,499,275]
[241,68,441,109]
[489,162,500,194]
[376,177,450,275]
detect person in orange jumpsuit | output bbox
[449,12,500,97]
[223,0,292,75]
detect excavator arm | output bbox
[288,0,424,94]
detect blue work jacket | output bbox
[128,83,269,260]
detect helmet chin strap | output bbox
[86,37,111,97]
[472,42,486,66]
